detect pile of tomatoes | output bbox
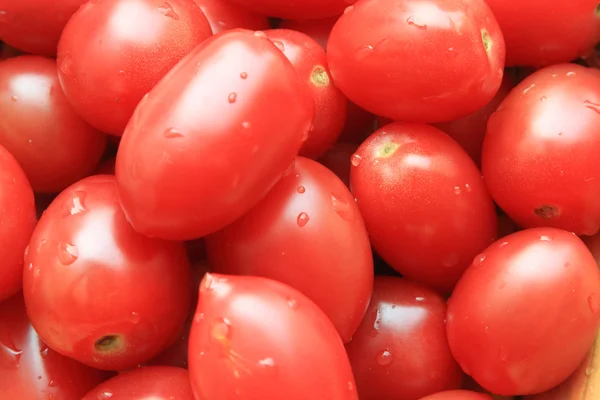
[0,0,599,399]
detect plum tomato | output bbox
[447,228,600,395]
[279,17,338,50]
[193,0,269,34]
[188,273,358,400]
[484,0,599,67]
[317,142,359,187]
[22,175,191,371]
[418,391,494,400]
[57,0,213,136]
[206,157,373,342]
[116,29,314,240]
[345,277,463,400]
[0,144,36,303]
[221,0,357,20]
[327,0,505,123]
[0,294,111,400]
[265,29,347,159]
[0,56,107,193]
[0,0,87,56]
[350,122,497,293]
[482,64,600,236]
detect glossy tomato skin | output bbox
[482,64,600,236]
[23,175,191,371]
[0,144,36,303]
[346,277,463,400]
[327,0,505,123]
[188,273,358,400]
[0,294,111,400]
[484,0,599,67]
[116,30,314,240]
[350,122,497,293]
[221,0,357,20]
[418,391,494,400]
[206,157,373,342]
[265,29,347,159]
[0,56,107,193]
[447,228,600,395]
[279,17,337,49]
[82,367,194,400]
[318,142,359,187]
[57,0,213,136]
[193,0,269,34]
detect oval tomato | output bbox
[482,64,600,236]
[350,122,497,293]
[0,56,107,193]
[188,273,358,400]
[327,0,505,123]
[447,228,600,395]
[220,0,357,20]
[193,0,269,34]
[345,277,463,400]
[57,0,213,136]
[23,175,191,371]
[206,157,373,342]
[116,29,314,240]
[279,17,337,50]
[418,391,494,400]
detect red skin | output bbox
[220,0,357,20]
[318,142,359,187]
[346,277,463,400]
[418,391,494,400]
[193,0,269,34]
[0,294,111,400]
[279,17,338,49]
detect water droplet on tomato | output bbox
[296,186,305,194]
[348,381,354,391]
[453,186,461,195]
[163,128,183,138]
[539,235,552,241]
[40,343,49,357]
[240,72,248,79]
[130,312,141,323]
[297,212,310,227]
[375,349,393,366]
[27,263,33,272]
[286,297,298,308]
[48,379,56,387]
[566,71,577,77]
[24,245,29,257]
[97,391,113,399]
[331,193,353,221]
[258,357,276,368]
[253,31,267,38]
[57,242,78,265]
[465,183,472,192]
[64,191,87,217]
[194,312,205,323]
[540,96,547,102]
[350,153,362,167]
[228,92,237,103]
[586,367,595,376]
[0,11,8,22]
[415,296,425,302]
[60,56,73,76]
[211,318,232,343]
[271,40,285,51]
[157,2,179,19]
[10,95,18,102]
[474,253,486,266]
[0,339,23,369]
[343,5,354,13]
[353,45,373,61]
[442,253,459,268]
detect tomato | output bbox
[418,391,494,400]
[22,175,191,371]
[350,122,497,292]
[0,56,107,193]
[318,142,359,187]
[82,366,194,400]
[193,0,269,34]
[327,0,505,123]
[483,0,599,67]
[206,156,373,342]
[57,0,213,136]
[116,29,314,240]
[482,64,600,236]
[220,0,356,20]
[188,273,358,400]
[447,227,600,395]
[279,17,338,49]
[346,277,463,400]
[265,29,347,159]
[0,144,36,303]
[0,0,87,56]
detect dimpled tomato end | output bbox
[378,142,399,158]
[310,66,330,87]
[94,334,124,353]
[534,204,560,219]
[481,29,492,55]
[596,3,600,17]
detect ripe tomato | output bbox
[0,294,111,400]
[0,0,87,56]
[193,0,269,34]
[57,0,213,136]
[82,366,194,400]
[188,273,358,400]
[206,157,373,342]
[327,0,505,123]
[265,29,347,159]
[447,228,600,395]
[318,142,359,187]
[0,56,107,193]
[279,17,338,49]
[484,0,599,67]
[116,30,314,240]
[345,277,463,400]
[0,144,36,303]
[221,0,357,20]
[482,64,600,236]
[418,391,494,400]
[350,122,497,293]
[23,175,191,371]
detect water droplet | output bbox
[200,273,228,292]
[0,339,23,369]
[253,31,267,38]
[354,45,373,61]
[60,56,73,76]
[442,253,459,268]
[163,128,183,138]
[350,153,362,167]
[484,326,489,332]
[331,193,353,221]
[130,312,140,323]
[258,357,275,367]
[0,11,8,22]
[57,242,78,265]
[228,92,237,103]
[64,191,87,216]
[286,298,298,308]
[370,308,382,337]
[97,391,113,400]
[540,96,547,102]
[48,379,56,387]
[240,72,248,79]
[523,84,535,94]
[566,71,577,77]
[296,186,305,194]
[348,381,354,391]
[588,294,600,314]
[24,245,29,258]
[271,40,285,51]
[297,212,310,227]
[376,349,393,366]
[40,344,49,357]
[474,253,486,265]
[453,186,461,194]
[37,376,42,380]
[211,318,232,344]
[406,15,427,28]
[539,235,552,241]
[194,312,205,323]
[10,95,18,102]
[157,2,179,19]
[586,367,595,376]
[27,263,33,272]
[415,296,425,302]
[465,183,472,192]
[344,5,354,13]
[584,100,600,115]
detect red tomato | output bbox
[447,228,600,395]
[82,366,194,400]
[418,391,494,400]
[484,0,599,67]
[318,142,359,187]
[0,56,107,193]
[0,0,87,56]
[23,175,191,370]
[220,0,356,20]
[327,0,505,123]
[188,273,358,400]
[265,29,347,159]
[57,0,213,136]
[0,144,36,303]
[346,277,463,400]
[206,157,373,342]
[279,17,338,49]
[0,294,111,400]
[116,30,314,240]
[350,122,497,292]
[482,64,600,236]
[193,0,269,34]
